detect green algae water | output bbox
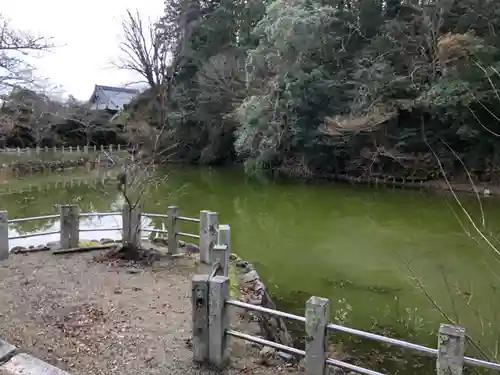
[2,166,499,371]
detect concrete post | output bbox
[192,274,209,363]
[26,148,31,157]
[93,145,97,152]
[53,146,56,154]
[437,324,465,375]
[109,145,113,153]
[83,145,88,154]
[44,146,48,153]
[0,211,8,261]
[213,224,230,277]
[122,204,141,247]
[60,205,79,249]
[117,144,121,151]
[100,145,104,152]
[200,211,218,264]
[16,147,20,156]
[76,145,81,153]
[69,146,72,153]
[168,206,179,254]
[305,296,330,375]
[208,275,230,367]
[36,146,40,156]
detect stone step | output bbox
[0,353,70,375]
[0,340,15,362]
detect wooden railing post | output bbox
[60,204,79,249]
[208,275,230,367]
[213,224,230,277]
[168,206,179,254]
[122,204,141,247]
[305,296,330,375]
[192,274,209,363]
[200,211,218,264]
[0,211,8,260]
[437,324,465,375]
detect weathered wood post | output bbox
[213,224,230,277]
[305,297,330,375]
[208,275,230,367]
[0,211,8,261]
[60,204,80,249]
[192,274,210,363]
[437,324,465,375]
[122,204,141,247]
[199,211,218,264]
[168,206,179,254]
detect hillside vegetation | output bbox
[116,0,500,183]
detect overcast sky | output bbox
[2,0,164,100]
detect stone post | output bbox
[117,144,121,151]
[44,146,49,153]
[0,211,8,261]
[36,146,40,156]
[168,206,179,254]
[305,296,330,375]
[60,205,80,249]
[199,211,218,264]
[76,145,81,153]
[109,145,113,153]
[84,145,88,154]
[100,145,104,152]
[53,146,57,154]
[208,275,230,367]
[213,224,230,277]
[437,324,465,375]
[69,146,73,153]
[192,274,209,363]
[93,145,97,152]
[16,147,20,156]
[122,204,141,248]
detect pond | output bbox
[1,165,499,368]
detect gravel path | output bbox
[0,251,294,375]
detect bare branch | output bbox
[114,9,170,88]
[0,14,54,93]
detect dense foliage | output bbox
[123,0,500,182]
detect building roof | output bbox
[89,84,140,111]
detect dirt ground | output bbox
[0,251,301,375]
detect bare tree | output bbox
[115,9,169,88]
[0,14,54,93]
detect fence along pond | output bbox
[0,205,500,374]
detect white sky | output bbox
[1,0,164,100]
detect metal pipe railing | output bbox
[223,298,500,374]
[5,209,201,248]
